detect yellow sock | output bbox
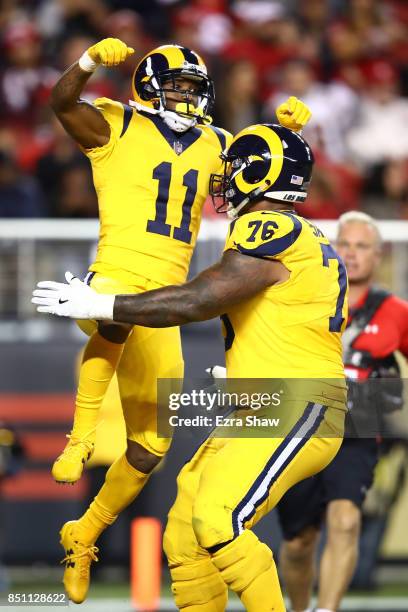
[74,454,149,545]
[211,531,285,612]
[71,331,125,439]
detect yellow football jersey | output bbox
[85,98,232,285]
[222,210,348,381]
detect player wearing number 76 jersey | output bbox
[47,37,312,603]
[34,123,347,611]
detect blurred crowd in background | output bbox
[0,0,407,221]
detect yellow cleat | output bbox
[60,521,99,604]
[52,434,94,483]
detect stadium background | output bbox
[0,0,408,610]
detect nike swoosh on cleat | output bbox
[59,299,69,304]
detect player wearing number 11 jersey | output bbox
[48,38,312,602]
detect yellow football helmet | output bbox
[131,44,214,131]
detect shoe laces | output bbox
[61,545,99,578]
[60,428,97,461]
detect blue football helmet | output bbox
[210,124,314,218]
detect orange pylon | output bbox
[131,517,162,611]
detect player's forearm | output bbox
[112,251,276,326]
[50,63,92,113]
[32,252,275,322]
[113,283,223,327]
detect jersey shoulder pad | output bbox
[203,124,233,152]
[93,97,132,138]
[224,211,303,260]
[84,98,134,159]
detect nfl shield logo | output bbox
[174,141,184,155]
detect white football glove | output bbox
[32,271,114,320]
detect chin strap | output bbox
[160,109,197,133]
[226,182,271,219]
[226,202,245,220]
[130,100,211,133]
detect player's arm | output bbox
[113,250,282,326]
[50,38,134,149]
[32,251,285,325]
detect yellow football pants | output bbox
[78,272,184,456]
[164,402,344,610]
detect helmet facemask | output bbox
[135,63,214,132]
[157,69,214,123]
[210,152,272,219]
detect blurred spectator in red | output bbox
[0,150,45,218]
[358,157,408,218]
[48,0,110,40]
[0,1,17,33]
[0,128,18,162]
[102,10,155,101]
[35,114,97,218]
[328,0,407,77]
[58,35,119,102]
[386,1,408,94]
[346,60,408,167]
[56,159,98,218]
[224,1,300,99]
[297,0,332,37]
[59,34,98,68]
[103,9,154,65]
[384,159,408,218]
[103,0,174,40]
[0,21,58,132]
[35,115,89,217]
[293,0,334,74]
[264,59,359,162]
[172,0,232,57]
[218,59,261,134]
[296,150,363,219]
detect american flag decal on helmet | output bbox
[290,175,303,185]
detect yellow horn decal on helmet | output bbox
[247,154,264,163]
[132,45,187,106]
[234,126,284,195]
[159,45,188,69]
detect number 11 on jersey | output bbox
[147,162,198,245]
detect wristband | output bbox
[78,51,98,73]
[90,294,115,320]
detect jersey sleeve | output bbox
[218,129,233,172]
[224,129,233,149]
[223,211,302,261]
[84,97,129,162]
[205,125,233,173]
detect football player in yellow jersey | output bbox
[34,123,347,611]
[46,36,311,603]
